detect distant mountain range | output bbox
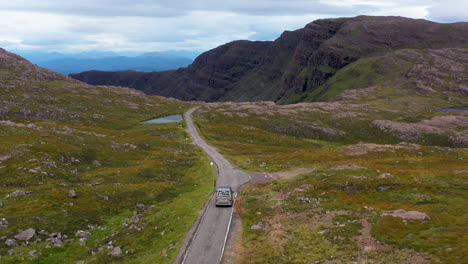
[70,16,468,103]
[15,50,199,74]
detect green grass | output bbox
[234,146,467,263]
[192,87,467,263]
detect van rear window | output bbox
[217,191,230,197]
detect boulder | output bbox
[250,223,263,230]
[5,239,18,247]
[135,204,146,210]
[48,232,64,246]
[92,160,102,167]
[109,246,122,256]
[0,218,8,229]
[75,230,91,239]
[68,190,77,198]
[14,228,36,241]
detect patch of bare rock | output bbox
[372,115,468,144]
[381,209,431,220]
[340,142,420,155]
[330,164,366,170]
[8,190,35,197]
[335,87,377,101]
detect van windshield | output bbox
[217,190,231,197]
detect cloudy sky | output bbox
[0,0,466,54]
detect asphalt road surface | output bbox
[182,107,250,264]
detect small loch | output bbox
[142,114,183,124]
[436,106,468,112]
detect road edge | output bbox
[175,192,215,264]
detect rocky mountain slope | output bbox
[0,48,215,263]
[70,16,468,103]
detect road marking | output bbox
[219,206,234,264]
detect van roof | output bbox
[217,187,231,191]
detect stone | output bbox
[109,246,122,256]
[378,173,392,179]
[68,190,77,198]
[92,160,102,167]
[250,224,263,230]
[9,190,35,197]
[15,228,36,241]
[76,261,85,264]
[42,162,58,169]
[0,155,12,162]
[162,249,168,257]
[135,204,146,210]
[0,202,3,207]
[48,233,64,246]
[75,230,91,239]
[381,209,431,220]
[28,250,37,257]
[0,218,8,229]
[5,239,18,247]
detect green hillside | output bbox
[0,49,215,263]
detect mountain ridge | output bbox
[70,15,468,103]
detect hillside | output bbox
[71,16,468,103]
[0,48,215,263]
[190,58,467,263]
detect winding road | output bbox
[181,107,250,264]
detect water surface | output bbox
[142,114,183,124]
[437,106,468,112]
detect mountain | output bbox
[70,16,468,103]
[139,50,201,60]
[38,56,193,74]
[16,51,194,74]
[17,50,119,63]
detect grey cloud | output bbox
[2,0,464,54]
[0,0,378,17]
